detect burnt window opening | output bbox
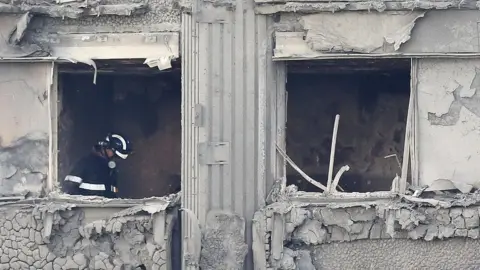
[57,60,181,199]
[285,59,411,193]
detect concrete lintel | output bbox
[34,32,180,60]
[0,1,148,19]
[274,32,480,60]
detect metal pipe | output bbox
[327,114,340,192]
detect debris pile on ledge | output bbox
[255,182,480,269]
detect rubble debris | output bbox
[254,187,480,269]
[0,195,179,270]
[425,179,474,193]
[0,1,148,19]
[255,1,480,14]
[144,56,174,71]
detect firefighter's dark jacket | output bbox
[62,152,118,198]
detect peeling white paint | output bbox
[418,59,480,189]
[300,12,425,53]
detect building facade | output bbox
[2,0,480,269]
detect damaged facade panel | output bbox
[254,0,480,14]
[0,0,148,19]
[0,195,179,270]
[399,10,480,53]
[0,14,45,58]
[0,62,54,197]
[253,193,480,269]
[417,58,480,191]
[273,12,425,58]
[30,32,180,62]
[1,0,181,58]
[24,0,181,35]
[272,11,480,59]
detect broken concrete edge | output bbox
[0,2,149,19]
[254,1,480,14]
[0,192,181,211]
[11,193,180,242]
[254,191,480,269]
[0,196,178,269]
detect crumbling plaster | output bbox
[417,59,480,190]
[27,0,181,36]
[0,0,181,59]
[253,189,480,269]
[255,0,480,14]
[273,12,425,58]
[0,194,179,270]
[272,11,480,59]
[0,62,52,197]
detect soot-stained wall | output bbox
[58,72,181,198]
[286,72,410,192]
[0,63,53,197]
[253,198,480,270]
[26,0,181,37]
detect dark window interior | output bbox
[58,60,181,198]
[285,59,411,192]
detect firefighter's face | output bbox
[105,149,115,158]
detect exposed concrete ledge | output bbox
[274,32,480,60]
[0,1,148,19]
[254,186,480,269]
[0,193,180,269]
[29,32,180,60]
[255,0,480,14]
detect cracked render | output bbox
[253,188,480,270]
[0,194,179,270]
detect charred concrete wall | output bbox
[253,195,480,269]
[272,11,480,59]
[286,72,409,192]
[0,62,53,197]
[58,72,181,198]
[27,0,181,35]
[417,58,480,190]
[0,196,179,270]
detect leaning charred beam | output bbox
[255,0,480,14]
[0,1,148,18]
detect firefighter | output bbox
[62,133,133,198]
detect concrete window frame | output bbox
[41,32,180,198]
[276,58,418,198]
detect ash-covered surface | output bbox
[28,0,181,34]
[311,238,480,270]
[0,0,148,19]
[0,133,48,198]
[254,187,480,269]
[200,210,248,270]
[0,194,179,269]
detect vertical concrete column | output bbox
[181,4,286,269]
